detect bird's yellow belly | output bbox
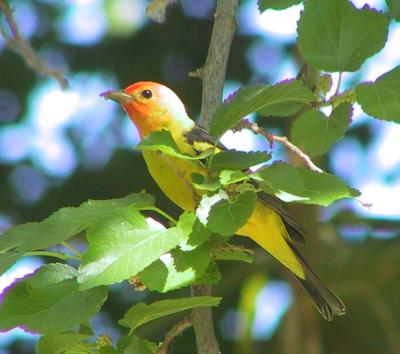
[142,150,304,279]
[142,150,205,211]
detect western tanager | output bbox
[104,81,345,321]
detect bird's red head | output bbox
[103,81,192,137]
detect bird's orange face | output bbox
[104,81,190,137]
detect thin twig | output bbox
[0,0,68,89]
[156,317,192,354]
[238,120,324,173]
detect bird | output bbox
[103,81,345,321]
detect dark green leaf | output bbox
[210,80,315,137]
[191,173,221,191]
[219,170,250,185]
[0,264,108,334]
[36,333,92,354]
[213,248,253,264]
[0,252,21,276]
[386,0,400,21]
[203,191,257,236]
[119,296,221,331]
[210,150,270,172]
[291,104,351,156]
[0,193,153,252]
[355,66,400,123]
[259,0,301,12]
[118,335,157,354]
[78,208,185,290]
[256,163,360,206]
[195,260,222,285]
[135,130,212,159]
[298,0,389,71]
[139,243,211,292]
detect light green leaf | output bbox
[36,333,92,354]
[219,170,250,185]
[355,66,400,123]
[0,252,21,276]
[0,264,108,335]
[139,243,211,292]
[256,163,360,206]
[386,0,400,21]
[118,335,157,354]
[206,191,257,236]
[78,208,185,290]
[119,296,221,332]
[298,0,389,72]
[210,80,315,137]
[291,103,352,156]
[177,212,212,251]
[210,150,270,172]
[259,0,301,12]
[135,130,212,160]
[0,193,153,253]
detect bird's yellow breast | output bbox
[142,150,205,211]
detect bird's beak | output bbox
[100,90,133,104]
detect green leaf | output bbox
[78,208,185,290]
[0,193,153,253]
[36,333,92,354]
[135,130,212,160]
[177,212,212,251]
[355,66,400,123]
[219,170,250,185]
[139,243,211,292]
[386,0,400,21]
[259,0,301,12]
[291,103,352,156]
[118,335,157,354]
[191,173,221,192]
[0,252,21,276]
[210,80,315,137]
[210,150,270,172]
[195,260,222,285]
[0,264,108,335]
[256,163,360,206]
[298,0,389,72]
[213,248,253,264]
[119,296,221,332]
[202,191,257,236]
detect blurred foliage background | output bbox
[0,0,399,353]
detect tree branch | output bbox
[237,120,324,173]
[156,317,192,354]
[191,1,239,353]
[198,0,239,129]
[0,0,68,89]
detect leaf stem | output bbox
[24,250,80,261]
[335,71,343,96]
[140,206,177,225]
[61,241,82,257]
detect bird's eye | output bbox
[141,89,153,99]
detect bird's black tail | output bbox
[289,243,346,321]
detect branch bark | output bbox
[191,1,239,353]
[198,0,239,129]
